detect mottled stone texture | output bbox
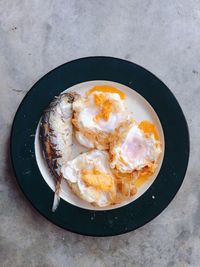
[0,1,199,266]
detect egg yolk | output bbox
[88,85,126,100]
[82,169,114,191]
[93,93,114,121]
[139,121,159,140]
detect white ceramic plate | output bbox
[35,80,165,210]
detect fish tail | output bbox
[52,181,61,212]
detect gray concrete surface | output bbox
[0,1,199,266]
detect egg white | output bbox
[110,122,161,173]
[61,150,116,207]
[72,92,130,148]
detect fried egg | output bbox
[72,85,130,149]
[110,120,162,175]
[61,150,117,207]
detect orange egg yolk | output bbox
[87,85,126,121]
[82,169,114,191]
[93,93,114,121]
[139,121,159,140]
[88,85,126,100]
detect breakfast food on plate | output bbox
[40,84,162,209]
[72,85,130,150]
[110,119,161,184]
[61,149,137,206]
[61,150,117,207]
[40,92,79,211]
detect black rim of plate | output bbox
[10,56,190,237]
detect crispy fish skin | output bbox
[40,92,79,212]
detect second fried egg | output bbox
[110,119,162,174]
[72,85,130,150]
